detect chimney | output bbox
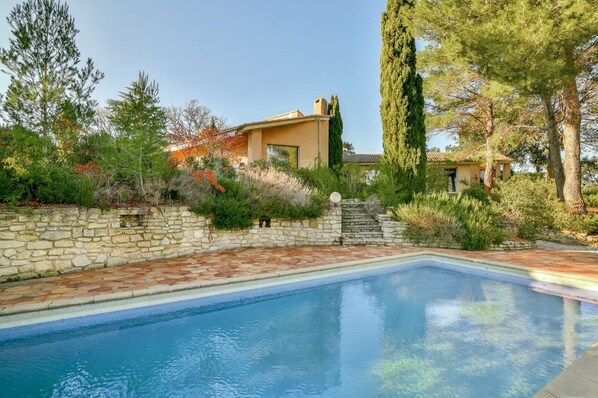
[313,97,328,115]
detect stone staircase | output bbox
[341,200,385,246]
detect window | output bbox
[479,170,485,185]
[267,145,299,169]
[446,168,457,193]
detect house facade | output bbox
[169,98,330,169]
[343,152,511,193]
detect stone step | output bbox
[341,205,368,210]
[342,213,376,219]
[343,231,383,236]
[342,220,379,226]
[343,231,384,238]
[341,200,383,246]
[342,222,380,227]
[342,238,386,246]
[342,227,381,232]
[343,231,382,235]
[342,212,372,217]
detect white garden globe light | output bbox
[329,192,342,204]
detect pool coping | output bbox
[1,250,598,397]
[1,250,598,323]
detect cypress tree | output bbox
[327,94,343,170]
[380,0,426,200]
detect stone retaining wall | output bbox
[538,228,598,247]
[377,215,535,250]
[0,206,342,282]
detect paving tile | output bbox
[532,389,557,398]
[542,369,598,398]
[566,344,598,383]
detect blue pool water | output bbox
[2,263,598,397]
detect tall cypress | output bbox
[380,0,426,200]
[327,94,343,170]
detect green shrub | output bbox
[394,192,503,250]
[462,185,489,204]
[189,165,327,230]
[191,178,253,230]
[425,165,449,193]
[583,185,598,208]
[338,163,368,199]
[394,204,463,246]
[563,213,598,235]
[368,162,411,206]
[492,175,561,240]
[295,165,342,199]
[0,127,97,206]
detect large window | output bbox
[266,145,299,169]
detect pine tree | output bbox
[106,72,168,199]
[327,94,343,170]
[0,0,103,141]
[415,0,597,213]
[380,0,426,201]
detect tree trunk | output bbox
[562,77,586,214]
[541,95,565,200]
[483,101,495,195]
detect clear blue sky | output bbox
[0,0,451,153]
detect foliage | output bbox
[583,185,598,208]
[368,161,411,206]
[380,0,426,200]
[566,213,598,235]
[295,166,342,198]
[581,158,598,187]
[492,175,563,240]
[425,165,449,193]
[415,0,597,98]
[493,175,598,238]
[419,44,541,193]
[462,185,489,205]
[342,141,355,154]
[167,105,243,165]
[191,178,253,230]
[415,0,597,213]
[0,0,103,141]
[71,132,115,165]
[0,126,93,205]
[338,163,369,199]
[240,166,314,207]
[187,163,326,230]
[327,94,343,170]
[294,163,369,201]
[104,72,170,203]
[394,192,503,250]
[394,204,463,246]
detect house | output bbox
[343,152,511,193]
[169,98,331,169]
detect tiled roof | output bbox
[343,152,511,164]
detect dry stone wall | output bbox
[376,214,535,250]
[0,206,342,282]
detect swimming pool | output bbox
[1,261,598,397]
